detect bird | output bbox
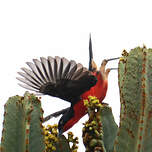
[17,36,119,134]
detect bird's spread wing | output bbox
[17,56,97,102]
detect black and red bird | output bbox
[17,37,118,134]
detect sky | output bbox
[1,0,152,151]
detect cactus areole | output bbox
[17,36,116,134]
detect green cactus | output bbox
[0,92,45,152]
[100,105,118,152]
[3,46,152,152]
[53,135,71,152]
[82,96,118,152]
[114,47,152,152]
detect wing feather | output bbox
[71,63,83,80]
[40,57,51,81]
[16,77,39,90]
[26,62,45,83]
[62,57,71,79]
[55,56,63,80]
[33,59,48,83]
[48,56,55,83]
[18,83,38,92]
[21,67,42,85]
[65,60,77,79]
[18,72,41,87]
[17,56,97,102]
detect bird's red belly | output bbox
[63,73,108,132]
[74,72,108,118]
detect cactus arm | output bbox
[23,92,45,152]
[101,105,118,152]
[114,47,152,152]
[1,96,27,152]
[82,97,106,152]
[0,92,45,152]
[54,135,71,152]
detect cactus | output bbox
[82,96,118,152]
[82,47,152,152]
[53,135,71,152]
[67,132,79,152]
[44,124,71,152]
[114,47,152,152]
[55,133,78,152]
[2,46,152,151]
[100,105,118,152]
[0,92,45,152]
[43,124,78,152]
[44,124,59,151]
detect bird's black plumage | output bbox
[17,56,97,103]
